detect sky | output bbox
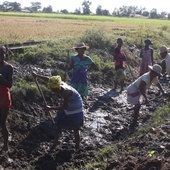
[0,0,169,13]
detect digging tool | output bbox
[126,60,135,81]
[64,49,71,81]
[126,92,166,111]
[29,66,55,124]
[124,48,135,81]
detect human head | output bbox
[159,45,169,59]
[144,39,152,45]
[48,76,62,90]
[149,64,162,76]
[117,38,123,46]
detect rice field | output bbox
[1,12,170,44]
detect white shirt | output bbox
[165,53,170,75]
[127,72,159,94]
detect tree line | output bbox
[0,0,170,19]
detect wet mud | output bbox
[0,64,170,170]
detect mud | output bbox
[0,63,170,170]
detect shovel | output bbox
[29,66,55,124]
[127,93,165,111]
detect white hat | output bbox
[159,45,169,54]
[148,64,162,76]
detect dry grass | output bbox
[0,16,142,44]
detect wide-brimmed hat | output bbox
[148,64,162,76]
[159,45,169,54]
[144,38,152,45]
[48,76,62,89]
[73,42,89,50]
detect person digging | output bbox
[31,72,84,149]
[127,64,165,130]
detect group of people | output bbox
[113,38,169,129]
[0,39,169,152]
[31,42,95,149]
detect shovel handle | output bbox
[29,66,55,124]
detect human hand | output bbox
[45,105,51,110]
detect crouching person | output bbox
[31,72,83,149]
[127,64,164,129]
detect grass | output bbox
[1,12,170,24]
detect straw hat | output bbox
[148,64,162,76]
[73,42,89,50]
[159,45,169,54]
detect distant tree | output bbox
[159,11,167,19]
[150,8,158,18]
[102,9,110,16]
[60,9,68,14]
[42,5,53,13]
[0,1,21,11]
[112,5,146,17]
[82,0,91,14]
[96,5,102,15]
[112,8,120,16]
[142,11,149,17]
[136,7,146,15]
[74,8,81,14]
[168,13,170,19]
[30,2,41,12]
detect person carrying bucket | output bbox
[31,72,84,149]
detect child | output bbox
[139,39,153,76]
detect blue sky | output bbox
[0,0,169,13]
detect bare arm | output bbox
[46,90,79,111]
[67,58,74,71]
[32,72,49,82]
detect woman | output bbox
[139,39,153,76]
[31,73,83,149]
[0,46,13,153]
[127,64,164,128]
[113,38,126,93]
[67,42,95,100]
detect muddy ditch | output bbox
[0,63,170,170]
